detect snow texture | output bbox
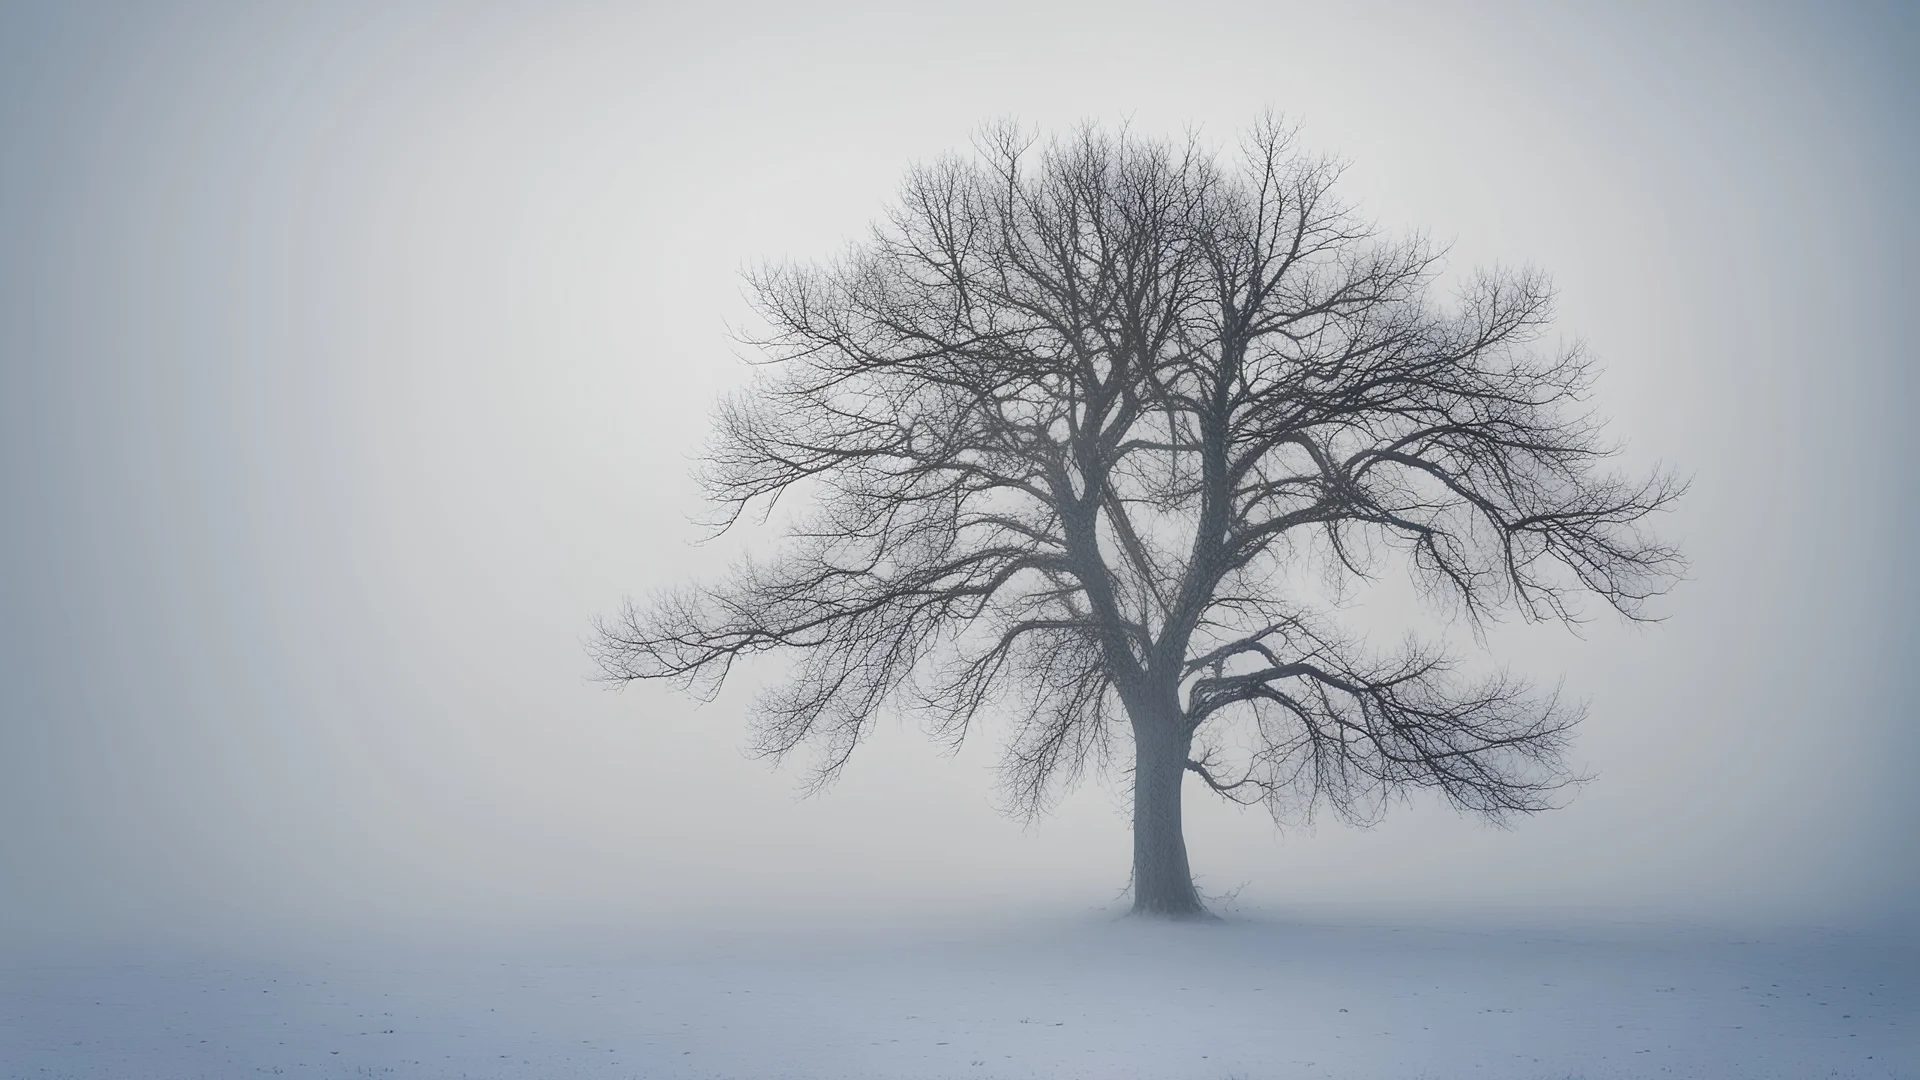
[4,914,1914,1079]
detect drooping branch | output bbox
[1181,616,1582,822]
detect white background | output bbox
[2,1,1915,949]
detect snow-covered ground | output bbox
[4,912,1913,1080]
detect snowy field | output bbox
[4,912,1914,1080]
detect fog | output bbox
[2,0,1915,961]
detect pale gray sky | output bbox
[2,1,1914,948]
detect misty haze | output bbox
[2,4,1915,1080]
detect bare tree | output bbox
[593,119,1685,918]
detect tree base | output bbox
[1127,887,1218,921]
[1126,902,1221,922]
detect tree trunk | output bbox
[1129,710,1207,918]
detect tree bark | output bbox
[1129,707,1207,918]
